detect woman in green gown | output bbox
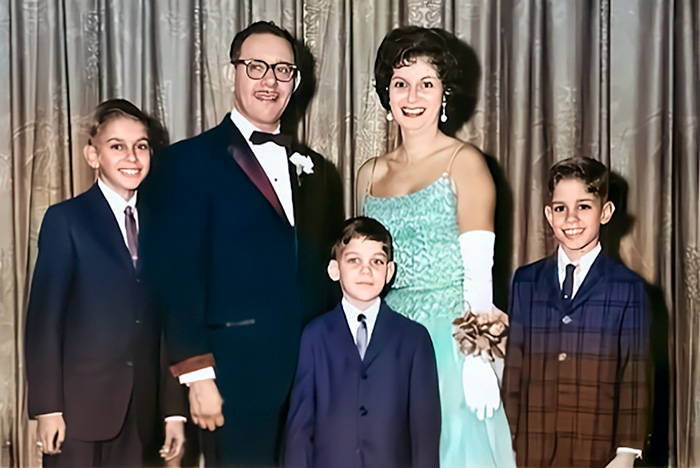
[357,26,516,468]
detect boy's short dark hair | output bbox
[88,98,169,153]
[547,157,609,202]
[331,216,393,261]
[229,21,297,63]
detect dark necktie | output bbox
[249,131,293,152]
[356,314,368,360]
[125,206,138,268]
[562,263,576,300]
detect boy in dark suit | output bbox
[24,99,185,467]
[503,157,649,468]
[284,217,441,468]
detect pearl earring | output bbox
[386,111,394,121]
[440,94,448,123]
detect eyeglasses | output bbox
[231,59,298,82]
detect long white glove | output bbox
[458,230,502,420]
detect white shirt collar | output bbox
[229,107,281,141]
[342,297,381,346]
[97,178,137,213]
[557,243,602,298]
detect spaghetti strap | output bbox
[366,156,379,196]
[444,143,466,176]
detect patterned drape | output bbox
[1,1,696,466]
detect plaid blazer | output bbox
[503,251,649,467]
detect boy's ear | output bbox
[327,259,340,282]
[385,261,396,284]
[544,205,554,229]
[83,144,99,169]
[600,200,615,225]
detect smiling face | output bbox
[83,116,151,201]
[232,33,295,132]
[545,177,615,262]
[388,56,443,132]
[328,237,396,310]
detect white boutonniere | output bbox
[289,152,314,179]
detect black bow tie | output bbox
[249,131,293,151]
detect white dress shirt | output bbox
[556,243,642,459]
[341,297,381,350]
[556,243,601,299]
[98,179,138,247]
[230,107,295,226]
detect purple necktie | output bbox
[125,206,138,268]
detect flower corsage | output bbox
[452,306,509,361]
[289,152,314,177]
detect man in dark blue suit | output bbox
[284,217,441,468]
[25,99,186,467]
[140,21,344,467]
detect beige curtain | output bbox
[1,0,696,466]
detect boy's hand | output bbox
[189,379,224,430]
[36,414,65,455]
[160,419,185,464]
[605,452,637,468]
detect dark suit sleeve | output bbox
[615,279,650,450]
[159,333,188,418]
[409,326,441,468]
[25,206,74,417]
[502,270,525,444]
[141,146,214,374]
[284,327,317,467]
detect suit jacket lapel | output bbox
[331,304,364,362]
[221,115,287,220]
[541,255,565,312]
[362,302,393,366]
[570,250,609,308]
[85,185,134,271]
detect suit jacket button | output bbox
[558,353,567,361]
[562,315,572,324]
[126,360,134,367]
[359,406,367,416]
[135,319,141,324]
[360,372,368,380]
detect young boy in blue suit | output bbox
[25,99,185,467]
[284,217,441,468]
[503,157,649,468]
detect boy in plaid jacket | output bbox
[503,157,649,468]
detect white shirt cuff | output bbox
[164,415,187,423]
[617,447,642,458]
[178,366,216,385]
[36,412,62,418]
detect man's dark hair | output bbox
[229,21,297,63]
[331,216,394,261]
[374,26,479,135]
[547,157,610,202]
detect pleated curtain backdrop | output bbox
[0,1,697,466]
